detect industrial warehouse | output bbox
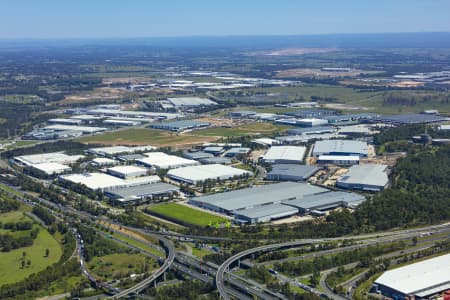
[150,120,211,132]
[337,164,389,191]
[13,152,84,167]
[136,152,199,169]
[372,253,450,299]
[188,182,365,223]
[266,164,319,181]
[59,173,160,191]
[167,164,252,184]
[261,146,306,164]
[104,182,179,205]
[312,139,369,157]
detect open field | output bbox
[0,220,63,286]
[77,121,290,146]
[77,128,218,147]
[236,85,450,114]
[147,203,228,227]
[88,253,157,281]
[192,122,292,138]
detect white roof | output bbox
[88,145,156,156]
[318,155,360,161]
[31,163,71,175]
[87,109,182,120]
[14,152,84,166]
[137,152,199,169]
[70,114,105,120]
[337,164,388,187]
[252,138,280,146]
[167,97,217,106]
[167,164,251,183]
[43,124,108,133]
[123,175,160,186]
[48,118,82,124]
[107,165,148,176]
[60,173,125,190]
[375,253,450,296]
[313,139,368,156]
[263,146,306,163]
[92,157,117,165]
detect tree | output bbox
[27,259,31,267]
[45,248,50,257]
[21,260,25,269]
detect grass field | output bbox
[147,203,228,227]
[0,218,63,286]
[77,121,289,146]
[192,122,291,138]
[88,253,157,281]
[77,128,217,146]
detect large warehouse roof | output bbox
[313,139,368,157]
[137,152,199,169]
[375,253,450,298]
[233,204,299,221]
[14,152,84,166]
[30,163,71,175]
[283,191,365,211]
[190,182,326,212]
[376,113,448,124]
[60,173,124,190]
[43,124,108,133]
[105,182,179,203]
[150,120,211,132]
[337,164,389,191]
[60,173,160,191]
[107,165,148,178]
[167,164,251,184]
[88,145,156,156]
[167,97,217,107]
[262,146,306,163]
[266,164,319,181]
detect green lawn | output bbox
[0,210,28,223]
[192,122,291,138]
[77,128,217,146]
[147,203,228,227]
[0,226,63,286]
[88,253,157,281]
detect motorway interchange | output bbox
[4,179,450,300]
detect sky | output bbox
[0,0,449,39]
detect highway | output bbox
[2,179,450,300]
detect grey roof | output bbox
[233,203,298,219]
[286,109,336,118]
[283,191,365,210]
[376,114,448,124]
[337,164,389,189]
[104,182,179,201]
[324,113,378,122]
[190,182,327,211]
[183,151,214,160]
[313,139,368,156]
[266,164,319,181]
[286,126,336,136]
[199,157,232,165]
[150,120,210,131]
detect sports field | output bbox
[147,203,228,227]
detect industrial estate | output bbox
[0,18,450,300]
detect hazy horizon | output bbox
[1,0,450,39]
